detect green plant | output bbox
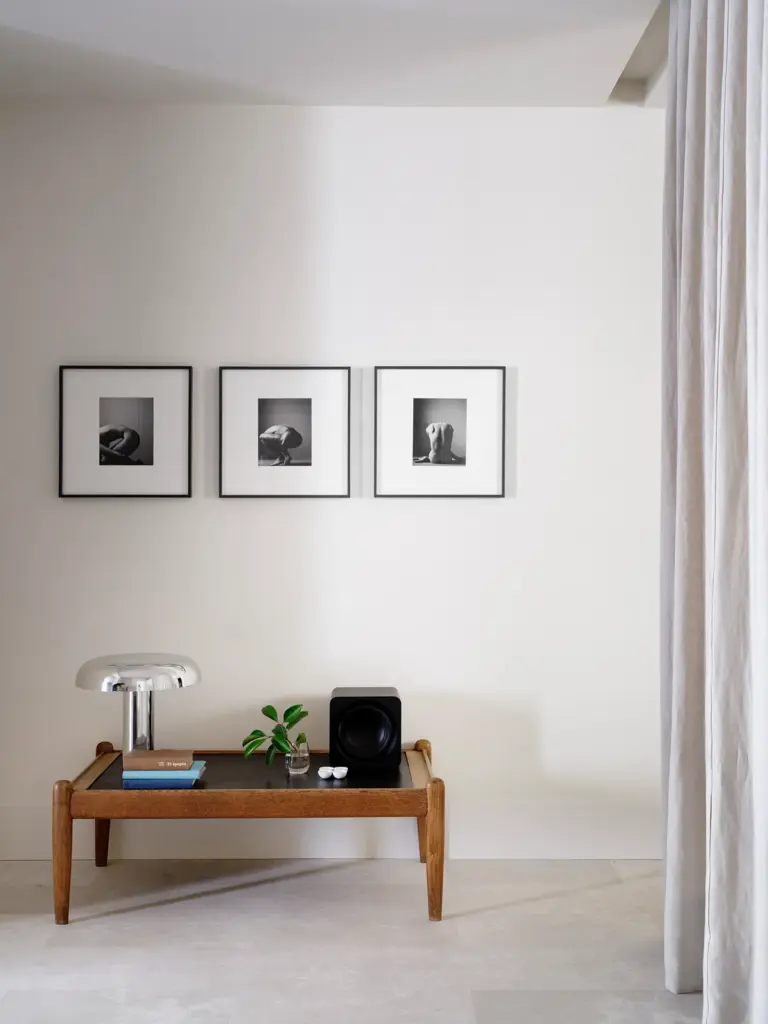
[242,703,309,766]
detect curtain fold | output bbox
[662,2,768,1022]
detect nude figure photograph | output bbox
[412,398,467,466]
[258,398,312,467]
[99,397,154,466]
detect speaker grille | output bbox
[335,704,395,761]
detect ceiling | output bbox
[0,0,668,105]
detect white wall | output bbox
[0,106,664,860]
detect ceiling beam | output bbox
[609,0,669,106]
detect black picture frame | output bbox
[374,365,506,498]
[219,366,351,498]
[58,365,193,498]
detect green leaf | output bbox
[282,704,303,723]
[284,708,309,729]
[242,729,266,746]
[273,723,288,739]
[271,733,292,755]
[296,732,307,745]
[262,705,279,722]
[243,737,266,758]
[265,744,277,767]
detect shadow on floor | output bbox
[0,859,356,918]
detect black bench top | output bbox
[90,752,414,791]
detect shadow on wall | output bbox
[417,692,660,858]
[0,107,328,851]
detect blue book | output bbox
[122,760,206,781]
[123,777,201,789]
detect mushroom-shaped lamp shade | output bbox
[76,654,200,752]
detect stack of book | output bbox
[122,749,206,789]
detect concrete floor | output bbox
[0,859,702,1024]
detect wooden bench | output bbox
[53,739,445,924]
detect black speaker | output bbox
[329,686,402,774]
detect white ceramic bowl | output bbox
[318,767,334,780]
[332,766,349,779]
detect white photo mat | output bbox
[375,366,505,497]
[59,366,192,497]
[219,367,350,497]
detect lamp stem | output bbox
[123,691,154,752]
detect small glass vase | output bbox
[285,739,310,776]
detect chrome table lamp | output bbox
[76,654,201,752]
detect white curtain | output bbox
[662,1,768,1022]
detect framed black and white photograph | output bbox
[59,366,192,497]
[375,366,506,497]
[219,367,350,497]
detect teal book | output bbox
[123,778,201,790]
[122,760,206,781]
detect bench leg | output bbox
[425,777,445,921]
[95,820,111,867]
[94,741,114,868]
[417,816,427,864]
[52,781,73,925]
